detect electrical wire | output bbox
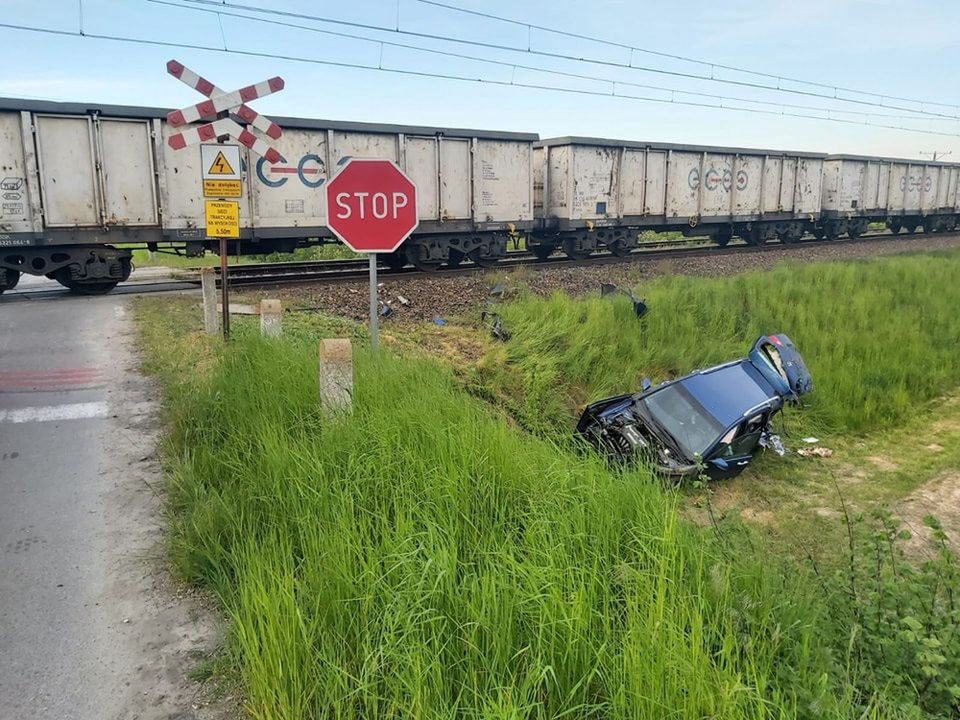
[417,0,960,111]
[149,0,953,125]
[171,0,960,121]
[1,19,959,137]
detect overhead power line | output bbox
[1,19,960,138]
[149,0,950,125]
[172,0,960,121]
[418,0,960,112]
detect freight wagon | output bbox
[530,137,826,258]
[0,98,536,293]
[821,155,960,237]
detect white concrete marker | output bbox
[0,401,109,424]
[201,268,218,335]
[319,339,353,415]
[260,299,282,337]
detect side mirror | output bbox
[641,377,652,391]
[709,457,729,470]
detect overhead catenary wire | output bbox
[417,0,960,112]
[171,0,960,121]
[148,0,956,125]
[2,19,960,138]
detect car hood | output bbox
[748,334,813,401]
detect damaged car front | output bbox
[577,334,813,481]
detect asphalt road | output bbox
[0,293,227,719]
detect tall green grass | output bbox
[479,251,960,436]
[155,331,860,719]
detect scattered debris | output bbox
[489,282,508,298]
[797,447,833,458]
[759,432,786,456]
[600,282,648,318]
[433,317,446,326]
[397,295,410,306]
[378,303,393,318]
[480,311,512,341]
[802,436,819,444]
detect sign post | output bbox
[324,158,419,352]
[164,59,286,341]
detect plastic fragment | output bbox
[760,433,786,456]
[397,295,409,306]
[433,317,446,326]
[802,437,819,444]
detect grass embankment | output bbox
[477,251,960,439]
[140,303,871,720]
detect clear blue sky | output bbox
[2,0,959,160]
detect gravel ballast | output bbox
[256,234,960,322]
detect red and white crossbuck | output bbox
[165,60,284,163]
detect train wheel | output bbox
[561,237,592,260]
[530,244,556,260]
[921,217,936,234]
[0,269,20,293]
[405,245,443,273]
[468,248,499,268]
[607,239,634,257]
[55,274,119,295]
[887,218,902,234]
[811,228,825,240]
[712,231,732,247]
[383,251,407,271]
[780,228,803,244]
[445,250,465,269]
[903,220,919,234]
[745,226,766,246]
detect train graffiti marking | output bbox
[688,168,748,192]
[256,154,326,188]
[900,176,934,192]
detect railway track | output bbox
[204,230,935,287]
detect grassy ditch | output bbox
[476,250,960,438]
[138,302,887,720]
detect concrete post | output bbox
[200,267,218,335]
[259,299,282,337]
[319,338,353,415]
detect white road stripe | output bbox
[0,401,109,424]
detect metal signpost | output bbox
[164,59,285,339]
[324,158,419,352]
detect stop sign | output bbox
[325,158,419,253]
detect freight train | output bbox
[1,97,958,294]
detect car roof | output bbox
[678,362,778,427]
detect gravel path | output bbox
[257,234,960,322]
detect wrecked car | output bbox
[577,334,813,481]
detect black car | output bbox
[577,334,813,481]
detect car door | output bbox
[705,413,768,480]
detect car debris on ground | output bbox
[600,282,648,318]
[577,334,813,481]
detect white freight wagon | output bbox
[822,154,960,236]
[531,137,825,257]
[0,98,537,292]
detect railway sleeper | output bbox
[0,245,132,294]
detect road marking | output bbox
[0,401,108,424]
[0,368,102,391]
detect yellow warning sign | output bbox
[205,200,240,238]
[203,179,243,198]
[207,150,236,175]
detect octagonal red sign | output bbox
[324,157,419,253]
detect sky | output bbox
[2,0,960,160]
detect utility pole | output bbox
[919,150,953,162]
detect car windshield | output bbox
[641,384,724,460]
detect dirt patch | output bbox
[897,471,960,553]
[740,508,776,526]
[866,455,898,472]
